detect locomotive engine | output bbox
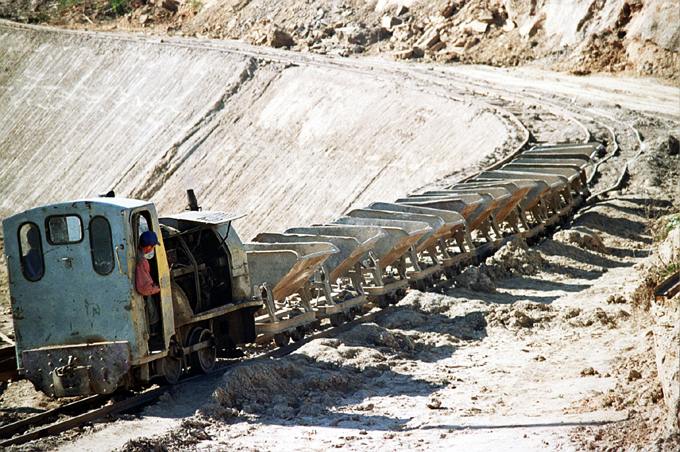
[2,196,261,397]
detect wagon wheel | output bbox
[290,327,305,342]
[412,279,428,292]
[374,295,390,309]
[288,308,306,342]
[273,332,290,347]
[329,313,345,327]
[188,328,216,374]
[444,266,459,280]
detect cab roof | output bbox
[2,198,153,224]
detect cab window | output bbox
[18,222,44,281]
[133,211,152,248]
[46,215,83,244]
[90,216,114,275]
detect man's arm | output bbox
[135,258,161,296]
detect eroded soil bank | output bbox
[0,21,512,239]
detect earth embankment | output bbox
[0,21,511,239]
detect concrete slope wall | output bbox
[0,23,509,239]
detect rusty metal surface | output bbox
[454,180,545,211]
[426,188,517,224]
[255,310,316,335]
[346,208,447,253]
[476,170,569,191]
[512,157,590,169]
[397,193,494,230]
[368,202,467,231]
[246,242,337,300]
[21,341,131,397]
[501,164,583,184]
[254,233,367,282]
[332,216,430,267]
[285,225,385,279]
[448,188,523,224]
[524,143,602,160]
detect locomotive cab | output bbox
[2,198,260,397]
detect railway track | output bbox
[408,65,648,200]
[0,134,610,446]
[0,133,614,447]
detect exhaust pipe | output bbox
[186,189,201,211]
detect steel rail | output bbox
[0,393,110,440]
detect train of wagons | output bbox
[2,142,603,397]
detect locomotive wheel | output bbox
[188,328,216,374]
[274,332,289,347]
[329,313,345,327]
[159,356,183,384]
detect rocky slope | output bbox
[2,0,678,84]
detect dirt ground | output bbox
[14,63,676,449]
[0,5,678,451]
